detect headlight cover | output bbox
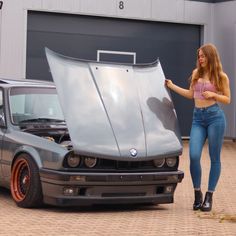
[153,158,165,168]
[84,157,97,168]
[166,157,177,167]
[66,152,81,168]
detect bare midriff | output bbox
[194,99,217,108]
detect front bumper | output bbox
[40,169,184,206]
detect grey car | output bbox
[0,49,184,208]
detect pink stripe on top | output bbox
[193,81,217,99]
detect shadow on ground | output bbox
[0,186,167,213]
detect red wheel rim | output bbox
[11,158,30,202]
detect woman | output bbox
[165,44,231,211]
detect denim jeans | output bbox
[189,103,226,192]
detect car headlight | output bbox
[84,157,97,168]
[66,152,81,168]
[166,157,177,167]
[153,158,165,168]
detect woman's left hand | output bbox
[202,91,216,99]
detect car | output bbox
[0,49,184,208]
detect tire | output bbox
[10,154,43,208]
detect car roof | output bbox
[0,78,55,88]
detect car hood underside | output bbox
[46,48,182,161]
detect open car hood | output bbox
[45,48,182,161]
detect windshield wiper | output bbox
[19,118,65,124]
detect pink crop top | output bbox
[193,81,217,100]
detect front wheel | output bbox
[10,154,43,208]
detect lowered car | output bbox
[0,49,183,208]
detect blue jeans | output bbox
[189,103,226,192]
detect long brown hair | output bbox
[191,44,224,91]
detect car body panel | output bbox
[46,48,182,161]
[1,130,68,173]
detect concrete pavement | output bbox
[0,140,236,236]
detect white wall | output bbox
[0,0,26,78]
[213,1,236,138]
[0,1,2,67]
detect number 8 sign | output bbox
[119,1,124,10]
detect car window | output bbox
[9,87,64,124]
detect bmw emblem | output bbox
[130,148,138,157]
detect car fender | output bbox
[12,145,43,169]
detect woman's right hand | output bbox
[165,79,173,88]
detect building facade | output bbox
[0,0,235,138]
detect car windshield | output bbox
[9,86,64,125]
